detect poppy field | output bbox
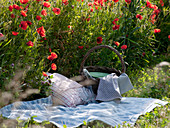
[0,0,169,127]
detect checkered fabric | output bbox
[47,73,96,107]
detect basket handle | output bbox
[79,45,126,74]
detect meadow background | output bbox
[0,0,169,127]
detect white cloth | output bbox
[118,73,134,94]
[96,73,133,101]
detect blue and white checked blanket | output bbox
[0,96,168,128]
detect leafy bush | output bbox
[0,0,169,96]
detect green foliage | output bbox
[124,65,170,99]
[0,0,169,93]
[15,116,50,128]
[135,105,170,128]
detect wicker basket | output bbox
[79,45,126,77]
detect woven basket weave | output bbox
[79,45,126,77]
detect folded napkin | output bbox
[96,73,133,101]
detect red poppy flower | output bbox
[136,14,143,20]
[13,4,20,10]
[51,63,57,70]
[150,14,156,20]
[19,6,24,10]
[51,52,58,59]
[146,1,154,8]
[20,0,29,4]
[11,14,15,18]
[168,35,170,41]
[94,2,98,6]
[154,29,161,33]
[114,18,119,22]
[153,5,158,10]
[21,10,27,17]
[146,1,151,7]
[88,2,93,6]
[95,6,99,10]
[112,25,120,30]
[0,33,4,38]
[142,52,146,57]
[121,45,127,50]
[49,48,51,52]
[13,4,17,9]
[62,0,68,5]
[9,5,13,12]
[43,2,51,8]
[97,37,103,44]
[26,21,32,26]
[19,21,28,30]
[112,18,119,25]
[47,52,58,60]
[41,9,47,16]
[26,41,34,47]
[68,25,72,29]
[114,0,119,2]
[153,9,161,15]
[36,15,42,20]
[47,56,53,60]
[52,8,61,15]
[114,41,120,46]
[43,37,47,40]
[78,46,84,49]
[160,0,164,7]
[12,31,19,36]
[86,18,90,22]
[42,71,48,77]
[100,2,104,7]
[150,4,155,9]
[112,21,116,25]
[108,2,111,6]
[37,26,46,37]
[125,0,131,4]
[90,8,93,12]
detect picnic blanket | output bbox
[0,96,168,128]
